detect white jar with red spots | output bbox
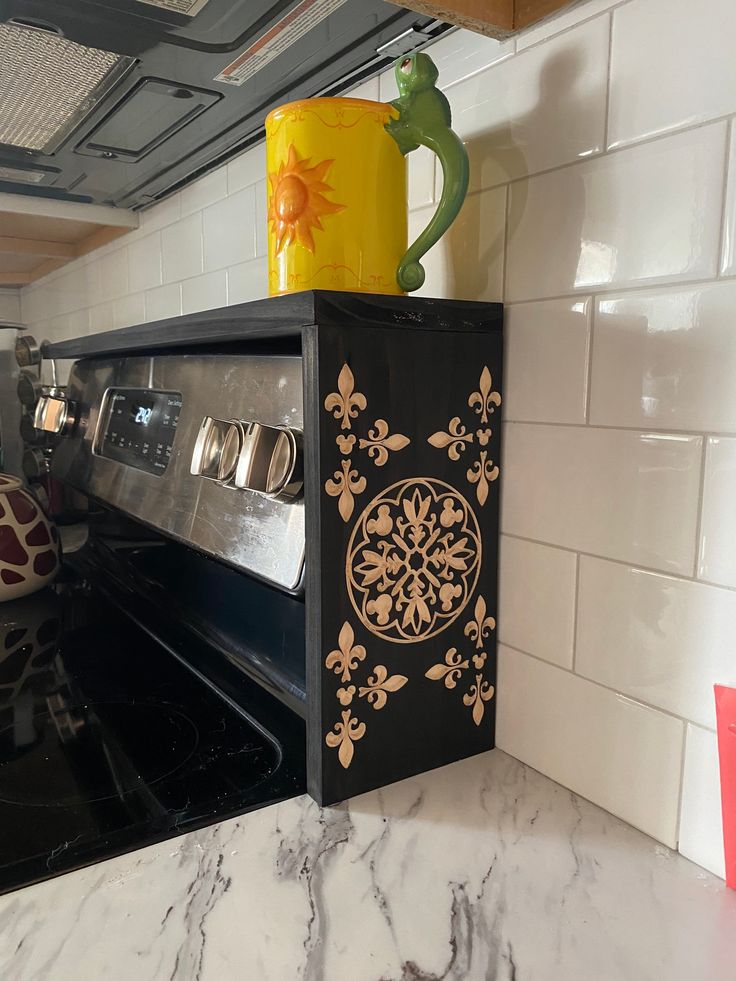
[0,475,59,602]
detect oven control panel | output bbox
[97,389,182,475]
[51,353,305,593]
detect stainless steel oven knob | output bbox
[190,416,243,483]
[233,423,303,501]
[22,447,52,480]
[34,392,77,435]
[17,370,43,407]
[14,334,41,368]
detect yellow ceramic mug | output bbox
[265,53,468,297]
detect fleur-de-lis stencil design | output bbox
[428,366,501,507]
[358,419,411,467]
[463,674,495,726]
[325,621,366,683]
[424,648,469,689]
[467,451,500,508]
[324,364,411,521]
[325,459,367,522]
[425,595,496,726]
[358,664,408,710]
[325,709,366,769]
[325,621,408,768]
[464,595,496,651]
[324,364,366,431]
[426,417,473,461]
[469,366,502,425]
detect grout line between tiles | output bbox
[602,10,615,152]
[500,529,736,597]
[501,184,511,302]
[513,0,634,56]
[570,552,581,672]
[499,273,730,306]
[674,723,689,849]
[716,117,733,276]
[501,641,707,730]
[502,418,733,438]
[583,298,595,423]
[691,436,710,579]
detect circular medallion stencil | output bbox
[346,477,481,644]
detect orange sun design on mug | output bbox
[268,144,345,254]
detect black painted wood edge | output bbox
[303,324,324,803]
[45,292,503,360]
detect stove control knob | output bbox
[34,392,77,435]
[190,416,302,501]
[23,447,52,480]
[17,370,43,407]
[233,422,302,501]
[14,334,41,368]
[190,416,243,483]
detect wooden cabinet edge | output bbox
[387,0,579,38]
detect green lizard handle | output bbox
[385,52,469,292]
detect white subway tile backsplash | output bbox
[501,424,702,574]
[83,259,103,309]
[180,165,228,217]
[113,293,145,330]
[161,213,203,284]
[181,270,227,315]
[506,124,726,302]
[0,289,20,322]
[409,147,435,209]
[698,437,736,590]
[592,282,736,432]
[499,536,577,668]
[127,232,162,294]
[255,180,268,258]
[576,557,736,728]
[20,285,45,326]
[516,0,623,50]
[99,249,129,301]
[87,301,115,334]
[408,186,506,301]
[679,724,726,879]
[144,283,182,323]
[504,297,590,424]
[345,77,379,102]
[203,185,256,272]
[227,142,266,195]
[449,17,608,192]
[227,258,268,305]
[720,124,736,277]
[139,192,181,232]
[608,0,736,149]
[497,645,684,845]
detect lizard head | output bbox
[394,52,439,96]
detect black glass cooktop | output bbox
[0,581,305,895]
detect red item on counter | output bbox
[715,685,736,889]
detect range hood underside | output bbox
[0,0,450,211]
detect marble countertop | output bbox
[1,749,734,981]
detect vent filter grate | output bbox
[0,23,132,153]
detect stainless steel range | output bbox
[0,291,503,896]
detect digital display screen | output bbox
[131,401,154,426]
[99,389,182,475]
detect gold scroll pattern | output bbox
[427,366,501,507]
[425,595,496,726]
[346,478,481,644]
[324,621,408,769]
[324,364,410,522]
